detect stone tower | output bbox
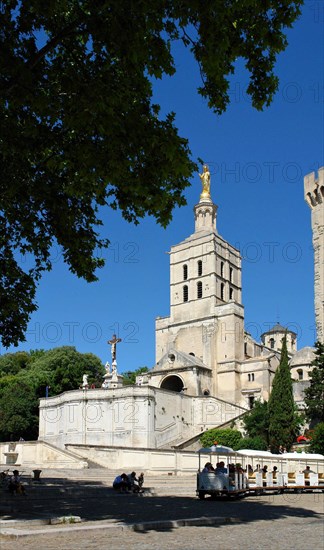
[154,166,245,398]
[304,167,324,343]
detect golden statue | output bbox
[199,164,211,199]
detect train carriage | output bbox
[196,446,324,499]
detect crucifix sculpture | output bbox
[108,334,122,362]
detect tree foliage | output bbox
[304,341,324,424]
[122,366,149,386]
[309,422,324,455]
[200,427,269,451]
[200,428,242,450]
[268,336,301,451]
[0,0,302,347]
[0,346,105,441]
[0,351,32,375]
[0,379,39,441]
[243,400,269,443]
[27,346,105,395]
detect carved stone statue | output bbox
[111,360,117,376]
[199,164,211,199]
[82,374,88,389]
[105,361,111,374]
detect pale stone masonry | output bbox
[304,167,324,343]
[152,171,284,408]
[38,169,316,450]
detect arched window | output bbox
[197,281,203,299]
[270,338,275,349]
[197,260,202,276]
[229,287,234,300]
[220,262,224,277]
[221,283,224,301]
[183,264,188,280]
[229,267,233,282]
[183,285,188,302]
[297,369,303,380]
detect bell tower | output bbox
[155,167,245,397]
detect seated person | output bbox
[215,461,227,474]
[302,466,315,486]
[261,465,268,486]
[227,464,236,487]
[303,466,315,474]
[127,471,140,493]
[8,470,26,495]
[202,462,214,473]
[138,473,144,488]
[113,473,129,493]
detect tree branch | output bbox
[3,17,84,94]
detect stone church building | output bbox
[139,167,318,410]
[39,167,323,450]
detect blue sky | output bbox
[3,3,324,373]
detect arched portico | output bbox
[160,375,184,392]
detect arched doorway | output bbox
[160,375,184,392]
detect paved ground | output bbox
[1,495,323,550]
[1,472,323,549]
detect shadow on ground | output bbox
[1,474,323,532]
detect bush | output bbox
[200,428,242,449]
[309,423,324,455]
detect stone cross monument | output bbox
[304,167,324,343]
[102,334,123,389]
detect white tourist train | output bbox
[197,446,324,499]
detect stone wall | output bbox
[0,440,88,469]
[67,443,324,475]
[304,167,324,343]
[39,385,246,450]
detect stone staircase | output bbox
[45,468,197,496]
[0,466,200,523]
[1,466,197,500]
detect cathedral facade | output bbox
[142,166,317,409]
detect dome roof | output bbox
[261,323,297,337]
[289,346,316,367]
